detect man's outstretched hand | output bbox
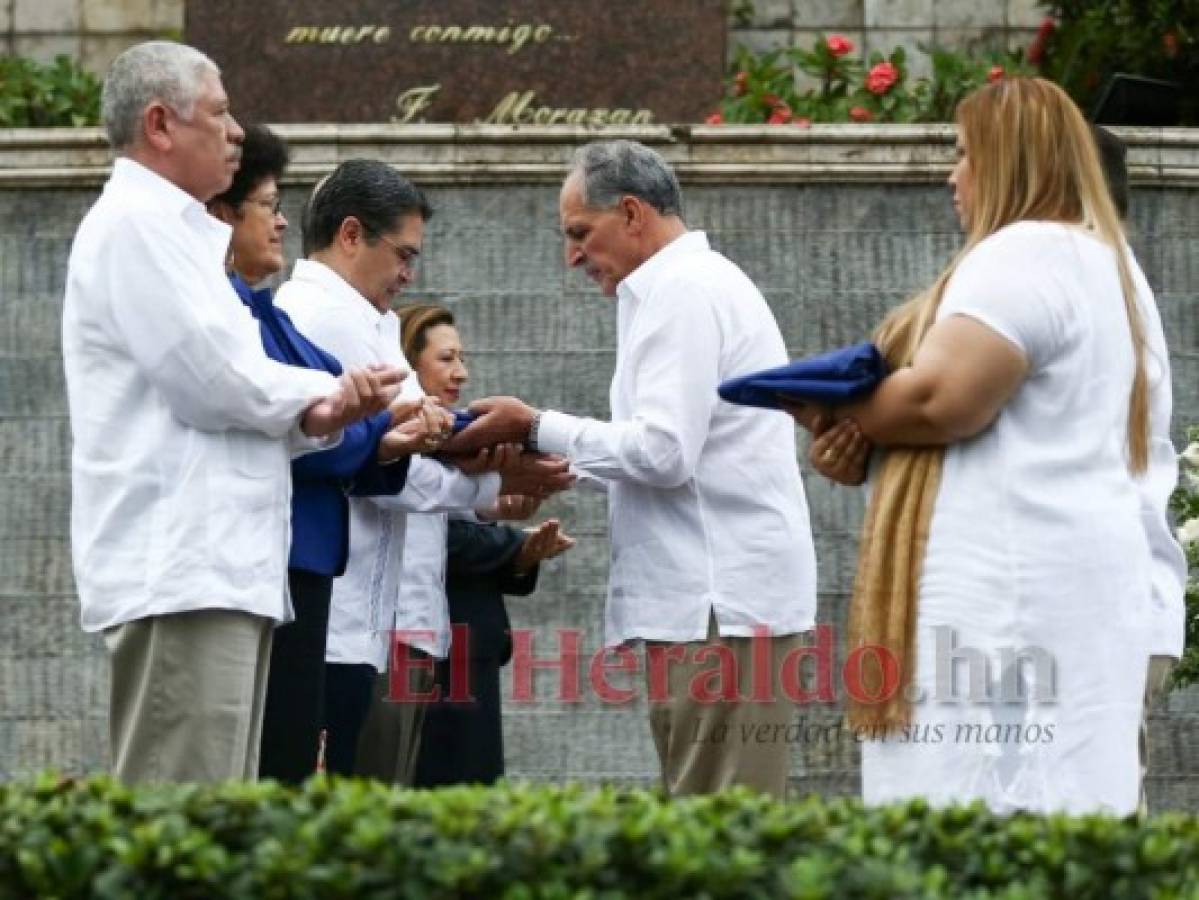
[438,396,537,455]
[302,365,407,438]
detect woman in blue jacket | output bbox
[208,125,437,782]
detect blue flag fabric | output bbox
[717,341,888,410]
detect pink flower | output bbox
[826,34,854,57]
[865,61,899,95]
[734,71,749,96]
[1038,16,1056,38]
[705,111,724,125]
[767,103,792,124]
[849,106,872,123]
[794,116,812,128]
[987,65,1005,83]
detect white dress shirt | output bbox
[62,158,339,632]
[536,231,817,646]
[275,260,499,669]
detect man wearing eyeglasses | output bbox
[275,158,574,778]
[61,42,403,784]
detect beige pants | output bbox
[104,609,273,784]
[644,615,803,799]
[1139,654,1177,813]
[354,648,436,785]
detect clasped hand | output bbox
[377,396,455,462]
[780,400,871,486]
[301,365,406,438]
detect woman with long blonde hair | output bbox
[788,77,1183,814]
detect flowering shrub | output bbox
[710,34,1035,125]
[1168,426,1199,688]
[1036,1,1198,125]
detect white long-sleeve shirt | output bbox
[536,231,817,647]
[276,260,498,668]
[62,158,339,632]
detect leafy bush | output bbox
[0,55,101,127]
[709,35,1035,125]
[1168,425,1199,688]
[1036,1,1199,125]
[1,773,1198,898]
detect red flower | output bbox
[794,116,812,128]
[1164,32,1179,58]
[705,111,724,125]
[1028,37,1044,65]
[1038,16,1056,38]
[987,65,1005,83]
[849,106,872,123]
[865,61,899,95]
[762,92,781,108]
[826,34,854,57]
[767,102,792,124]
[734,70,749,96]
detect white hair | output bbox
[100,41,219,150]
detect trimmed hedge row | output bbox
[1,773,1197,898]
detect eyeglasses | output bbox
[368,229,421,272]
[243,195,284,217]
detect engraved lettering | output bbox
[393,84,440,124]
[285,25,391,45]
[479,91,655,127]
[406,22,554,55]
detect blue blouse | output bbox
[231,272,408,576]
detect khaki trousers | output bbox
[104,609,273,784]
[644,615,803,799]
[354,647,436,786]
[1139,654,1176,813]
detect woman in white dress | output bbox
[787,77,1181,815]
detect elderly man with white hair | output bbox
[447,140,818,798]
[61,41,401,783]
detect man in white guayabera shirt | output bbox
[275,159,573,777]
[61,42,402,783]
[445,140,818,798]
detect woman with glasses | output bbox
[208,125,441,783]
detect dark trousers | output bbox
[413,655,505,787]
[323,662,377,776]
[258,569,333,783]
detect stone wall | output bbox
[0,0,182,76]
[3,0,1044,84]
[1,125,1198,808]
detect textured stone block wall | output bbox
[2,150,1196,808]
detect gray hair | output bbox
[569,140,683,217]
[101,41,219,150]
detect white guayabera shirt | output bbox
[62,159,339,632]
[276,260,499,670]
[536,231,818,647]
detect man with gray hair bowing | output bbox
[445,139,817,797]
[62,41,401,783]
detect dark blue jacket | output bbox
[231,273,409,576]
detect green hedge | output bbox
[1,774,1197,898]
